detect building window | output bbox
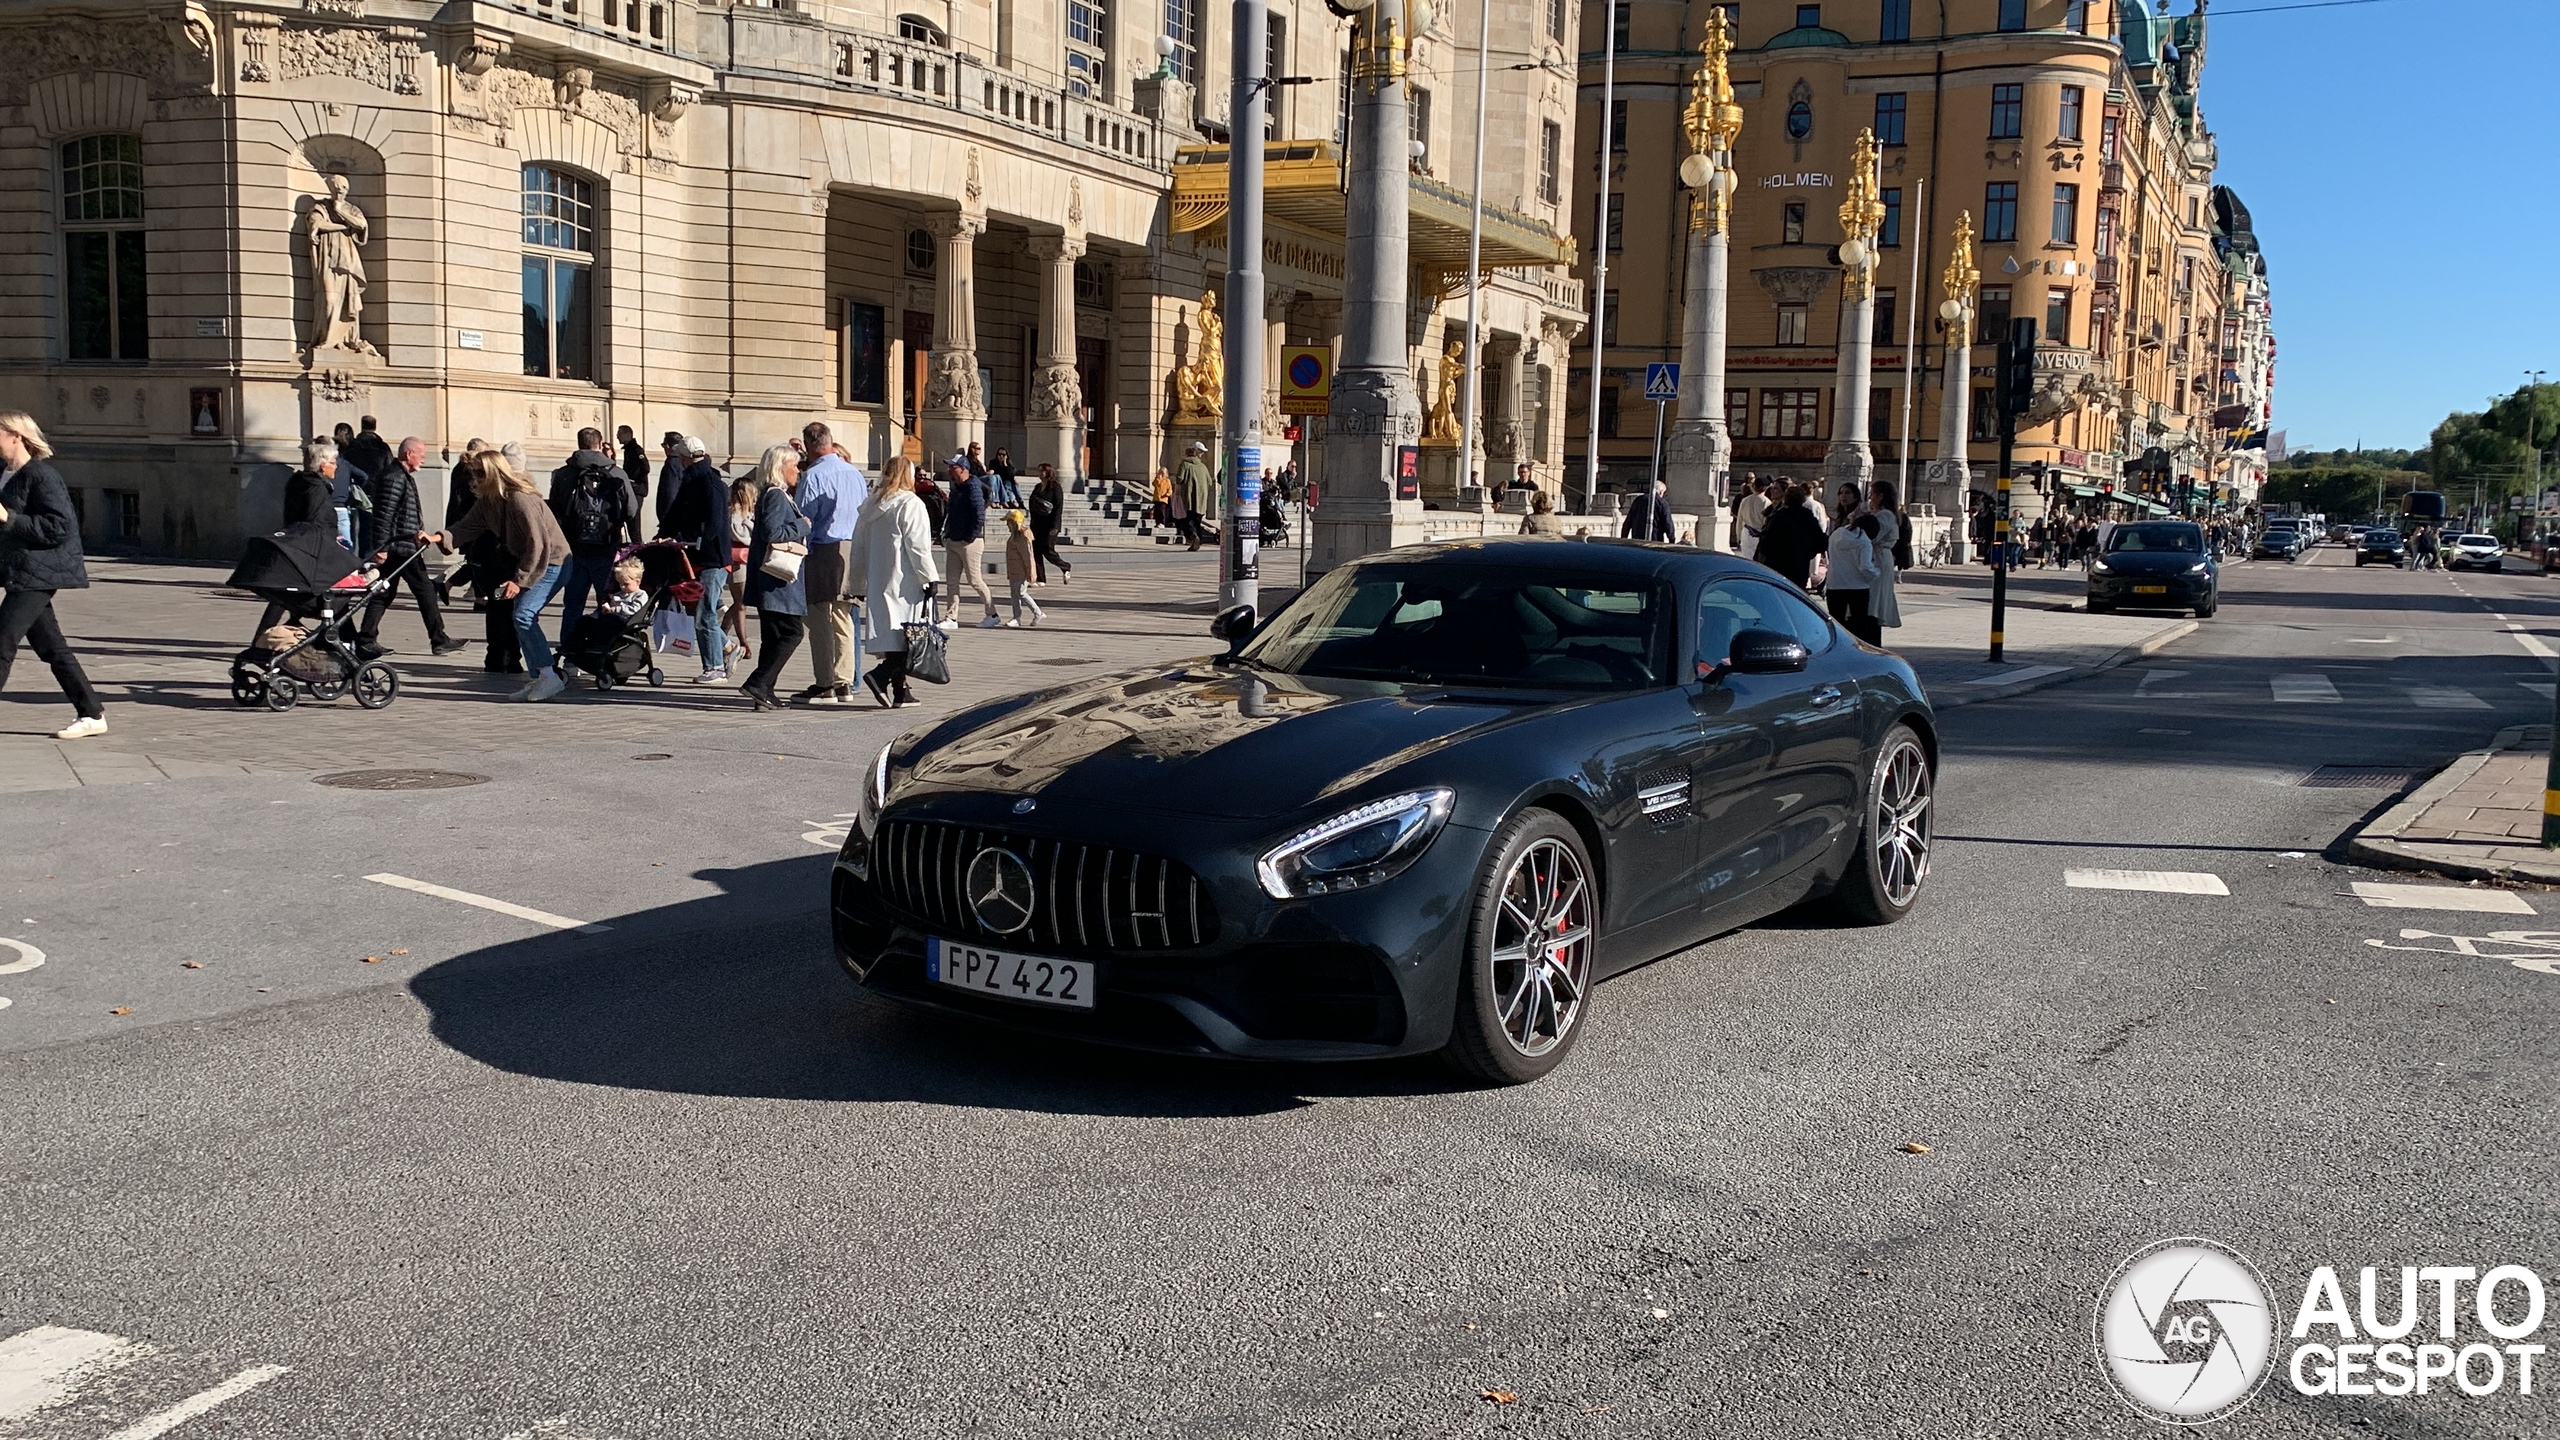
[1782,202,1805,245]
[1880,187,1902,246]
[1873,92,1906,146]
[1787,98,1814,141]
[2094,206,2117,258]
[1547,0,1565,42]
[1066,0,1107,97]
[2046,288,2072,346]
[1972,390,1996,439]
[2187,194,2201,228]
[1601,288,1619,345]
[1976,284,2010,344]
[906,228,936,273]
[1410,86,1432,172]
[1983,181,2018,242]
[2058,85,2085,141]
[1605,193,1624,252]
[1538,120,1562,204]
[1612,0,1629,50]
[1067,51,1104,97]
[1336,46,1353,145]
[1609,98,1628,154]
[1599,380,1619,438]
[1762,388,1822,439]
[845,299,886,404]
[1881,0,1911,42]
[61,134,148,363]
[1164,0,1198,83]
[1727,387,1750,434]
[1997,0,2025,30]
[1774,303,1808,346]
[1872,289,1897,347]
[2065,0,2089,31]
[1795,4,1821,28]
[898,13,948,44]
[520,164,596,382]
[2100,112,2119,161]
[1264,15,1286,137]
[2050,182,2080,245]
[1989,84,2023,140]
[1870,387,1892,442]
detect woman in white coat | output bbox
[1864,477,1904,631]
[845,457,942,708]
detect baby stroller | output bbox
[224,521,426,712]
[557,539,699,692]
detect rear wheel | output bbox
[353,662,398,710]
[1441,810,1597,1086]
[1833,725,1932,925]
[648,667,666,687]
[262,677,299,712]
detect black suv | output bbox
[2356,528,2405,567]
[2253,526,2303,560]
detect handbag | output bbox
[759,541,806,582]
[902,600,952,685]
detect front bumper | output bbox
[829,793,1491,1061]
[2449,552,2503,570]
[2088,571,2213,606]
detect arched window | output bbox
[897,13,948,45]
[62,135,147,362]
[521,164,597,381]
[1066,0,1107,97]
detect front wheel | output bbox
[1441,809,1597,1086]
[353,662,398,710]
[263,677,299,712]
[1832,724,1933,925]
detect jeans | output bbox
[1032,528,1072,581]
[0,587,105,720]
[555,552,619,648]
[695,566,731,672]
[509,563,566,674]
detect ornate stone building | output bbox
[1570,0,2261,521]
[0,0,1578,557]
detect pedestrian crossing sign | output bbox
[1644,363,1680,402]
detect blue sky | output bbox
[2200,0,2559,452]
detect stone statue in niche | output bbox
[306,173,377,357]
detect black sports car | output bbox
[829,538,1937,1083]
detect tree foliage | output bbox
[2261,468,2428,520]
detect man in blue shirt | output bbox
[793,421,869,703]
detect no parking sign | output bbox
[1281,345,1331,416]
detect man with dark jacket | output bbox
[355,437,461,658]
[655,431,687,527]
[550,428,639,630]
[1752,484,1828,591]
[940,455,999,627]
[341,416,393,501]
[616,425,651,544]
[1620,480,1676,543]
[657,437,733,678]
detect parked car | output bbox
[2446,534,2505,572]
[2356,529,2406,567]
[2088,521,2216,618]
[829,539,1939,1084]
[2253,526,2303,561]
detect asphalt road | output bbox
[0,543,2551,1439]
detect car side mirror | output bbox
[1211,603,1256,659]
[1726,628,1810,676]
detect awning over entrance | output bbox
[1169,141,1576,276]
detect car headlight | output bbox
[1257,789,1455,900]
[2090,558,2111,574]
[2187,561,2210,574]
[842,742,894,877]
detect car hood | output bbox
[2099,551,2207,575]
[895,663,1549,820]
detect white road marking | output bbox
[0,937,42,1011]
[2404,686,2491,710]
[100,1365,291,1440]
[363,875,611,935]
[2520,682,2555,698]
[497,1418,624,1440]
[801,812,862,848]
[2342,637,2397,644]
[2349,882,2534,914]
[2366,928,2560,976]
[0,1326,135,1420]
[2133,670,2203,699]
[2064,869,2231,896]
[1965,664,2069,687]
[2513,631,2557,662]
[2270,673,2341,703]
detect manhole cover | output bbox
[313,769,491,790]
[632,753,673,761]
[1027,657,1100,667]
[2299,766,2421,790]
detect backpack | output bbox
[569,474,622,548]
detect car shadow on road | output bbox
[409,854,1471,1117]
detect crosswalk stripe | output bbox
[0,1327,135,1420]
[2405,686,2492,710]
[2271,673,2341,703]
[100,1366,291,1440]
[2349,882,2535,914]
[2064,868,2231,896]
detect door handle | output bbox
[1810,686,1847,708]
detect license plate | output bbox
[2134,585,2168,594]
[927,937,1095,1010]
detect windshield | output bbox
[1243,563,1670,690]
[2107,524,2204,554]
[2366,530,2400,543]
[2458,535,2497,545]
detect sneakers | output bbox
[522,671,567,703]
[1023,611,1043,628]
[833,686,855,705]
[693,669,731,684]
[863,673,892,709]
[430,638,468,656]
[795,684,833,703]
[1002,618,1020,628]
[936,619,959,633]
[977,614,1004,628]
[54,715,107,741]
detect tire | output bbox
[649,667,665,687]
[2194,603,2216,619]
[353,662,399,710]
[596,667,618,691]
[1832,724,1933,926]
[2086,600,2113,614]
[263,677,299,712]
[230,671,264,707]
[1441,809,1598,1086]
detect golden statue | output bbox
[1682,6,1745,231]
[1941,209,1980,314]
[1835,127,1887,298]
[1171,289,1224,422]
[1424,338,1465,442]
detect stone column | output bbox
[1026,234,1086,480]
[1936,304,1974,509]
[1487,336,1525,469]
[1665,207,1733,544]
[921,211,988,457]
[1263,285,1294,439]
[1824,282,1878,491]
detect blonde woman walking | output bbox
[844,457,940,708]
[420,446,573,701]
[0,411,107,738]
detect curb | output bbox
[2343,733,2560,886]
[1928,619,2199,710]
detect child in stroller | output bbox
[557,540,697,690]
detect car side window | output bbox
[1696,578,1825,673]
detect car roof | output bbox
[1348,536,1742,582]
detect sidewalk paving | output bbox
[0,545,2194,793]
[2346,724,2560,886]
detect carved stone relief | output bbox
[1754,266,1835,305]
[1,16,214,104]
[271,24,422,95]
[463,56,656,165]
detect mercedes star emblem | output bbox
[1013,797,1038,814]
[964,847,1037,934]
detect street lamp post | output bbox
[1823,128,1885,494]
[1578,0,1618,514]
[1220,0,1269,616]
[1313,0,1427,576]
[1664,6,1742,544]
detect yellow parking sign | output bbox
[1280,345,1331,416]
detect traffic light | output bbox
[1995,317,2039,420]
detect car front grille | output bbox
[871,817,1218,952]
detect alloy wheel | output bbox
[1873,737,1932,908]
[1488,836,1593,1058]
